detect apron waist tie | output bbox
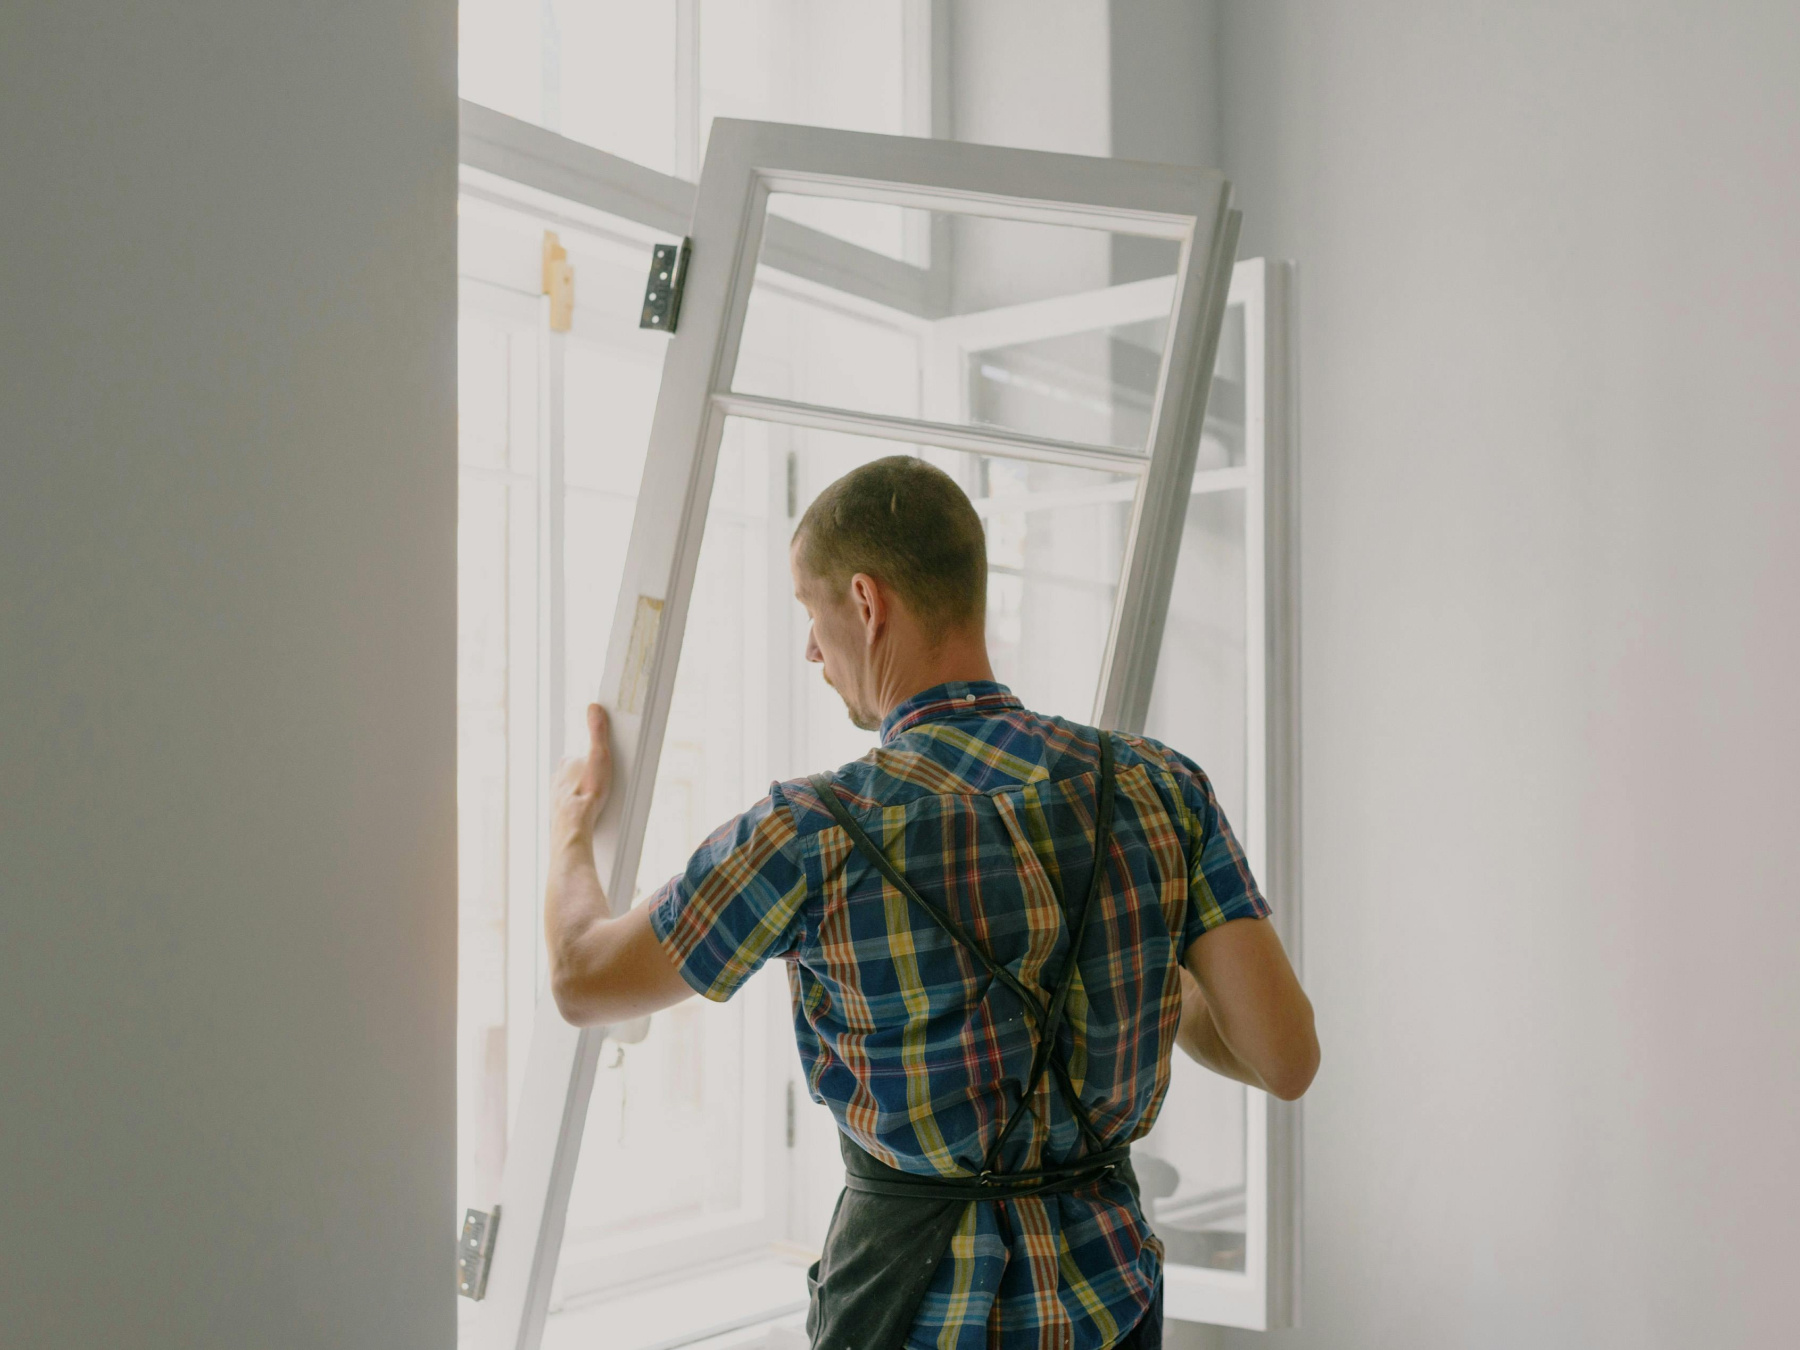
[840,1138,1135,1203]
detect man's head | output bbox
[790,455,990,731]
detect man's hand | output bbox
[543,702,694,1027]
[551,703,613,847]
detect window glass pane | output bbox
[733,275,924,419]
[966,455,1136,722]
[1199,302,1246,470]
[775,419,1139,725]
[733,196,1181,454]
[561,1003,751,1242]
[767,192,925,264]
[1139,1063,1250,1271]
[548,412,1144,1296]
[1145,487,1249,826]
[777,424,889,774]
[460,0,917,260]
[456,194,669,1329]
[552,1,682,176]
[563,340,658,494]
[632,417,783,898]
[562,332,661,761]
[554,419,786,1298]
[968,318,1168,456]
[461,0,681,174]
[1136,486,1251,1273]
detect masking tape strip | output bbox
[617,595,664,716]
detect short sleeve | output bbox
[1161,748,1271,954]
[647,786,809,1002]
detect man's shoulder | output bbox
[769,746,949,838]
[1108,727,1206,782]
[770,710,1203,837]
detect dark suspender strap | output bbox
[808,733,1119,1170]
[985,733,1116,1163]
[809,773,1052,1027]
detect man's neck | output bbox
[873,632,996,723]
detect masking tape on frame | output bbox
[617,595,664,716]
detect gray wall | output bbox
[1109,0,1220,283]
[1211,3,1800,1347]
[0,4,457,1347]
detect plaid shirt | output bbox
[650,681,1268,1350]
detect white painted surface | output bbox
[540,1254,810,1350]
[0,2,456,1346]
[948,0,1111,158]
[1209,4,1800,1347]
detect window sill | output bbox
[541,1247,814,1350]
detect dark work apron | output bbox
[806,734,1158,1350]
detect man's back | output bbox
[650,681,1269,1350]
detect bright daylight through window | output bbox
[455,6,1297,1347]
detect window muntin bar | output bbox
[757,171,1199,239]
[711,392,1153,474]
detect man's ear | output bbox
[849,572,885,638]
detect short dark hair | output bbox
[793,455,986,640]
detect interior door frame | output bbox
[454,276,551,1203]
[474,118,1240,1350]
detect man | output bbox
[545,456,1318,1350]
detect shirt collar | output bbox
[879,680,1023,745]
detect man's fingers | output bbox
[586,704,610,771]
[580,703,612,797]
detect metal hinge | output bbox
[457,1206,500,1301]
[640,238,691,333]
[542,232,574,333]
[785,1080,797,1149]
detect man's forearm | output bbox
[1175,967,1266,1091]
[545,819,615,1004]
[540,703,694,1028]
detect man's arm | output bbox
[1178,917,1319,1101]
[545,704,694,1027]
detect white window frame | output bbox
[456,277,553,1187]
[458,97,1303,1343]
[469,115,1240,1350]
[454,130,950,1330]
[458,195,815,1315]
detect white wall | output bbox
[0,4,457,1347]
[1109,0,1221,285]
[950,0,1111,158]
[1212,3,1800,1347]
[947,0,1115,313]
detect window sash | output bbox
[469,120,1237,1350]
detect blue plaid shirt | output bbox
[651,682,1268,1350]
